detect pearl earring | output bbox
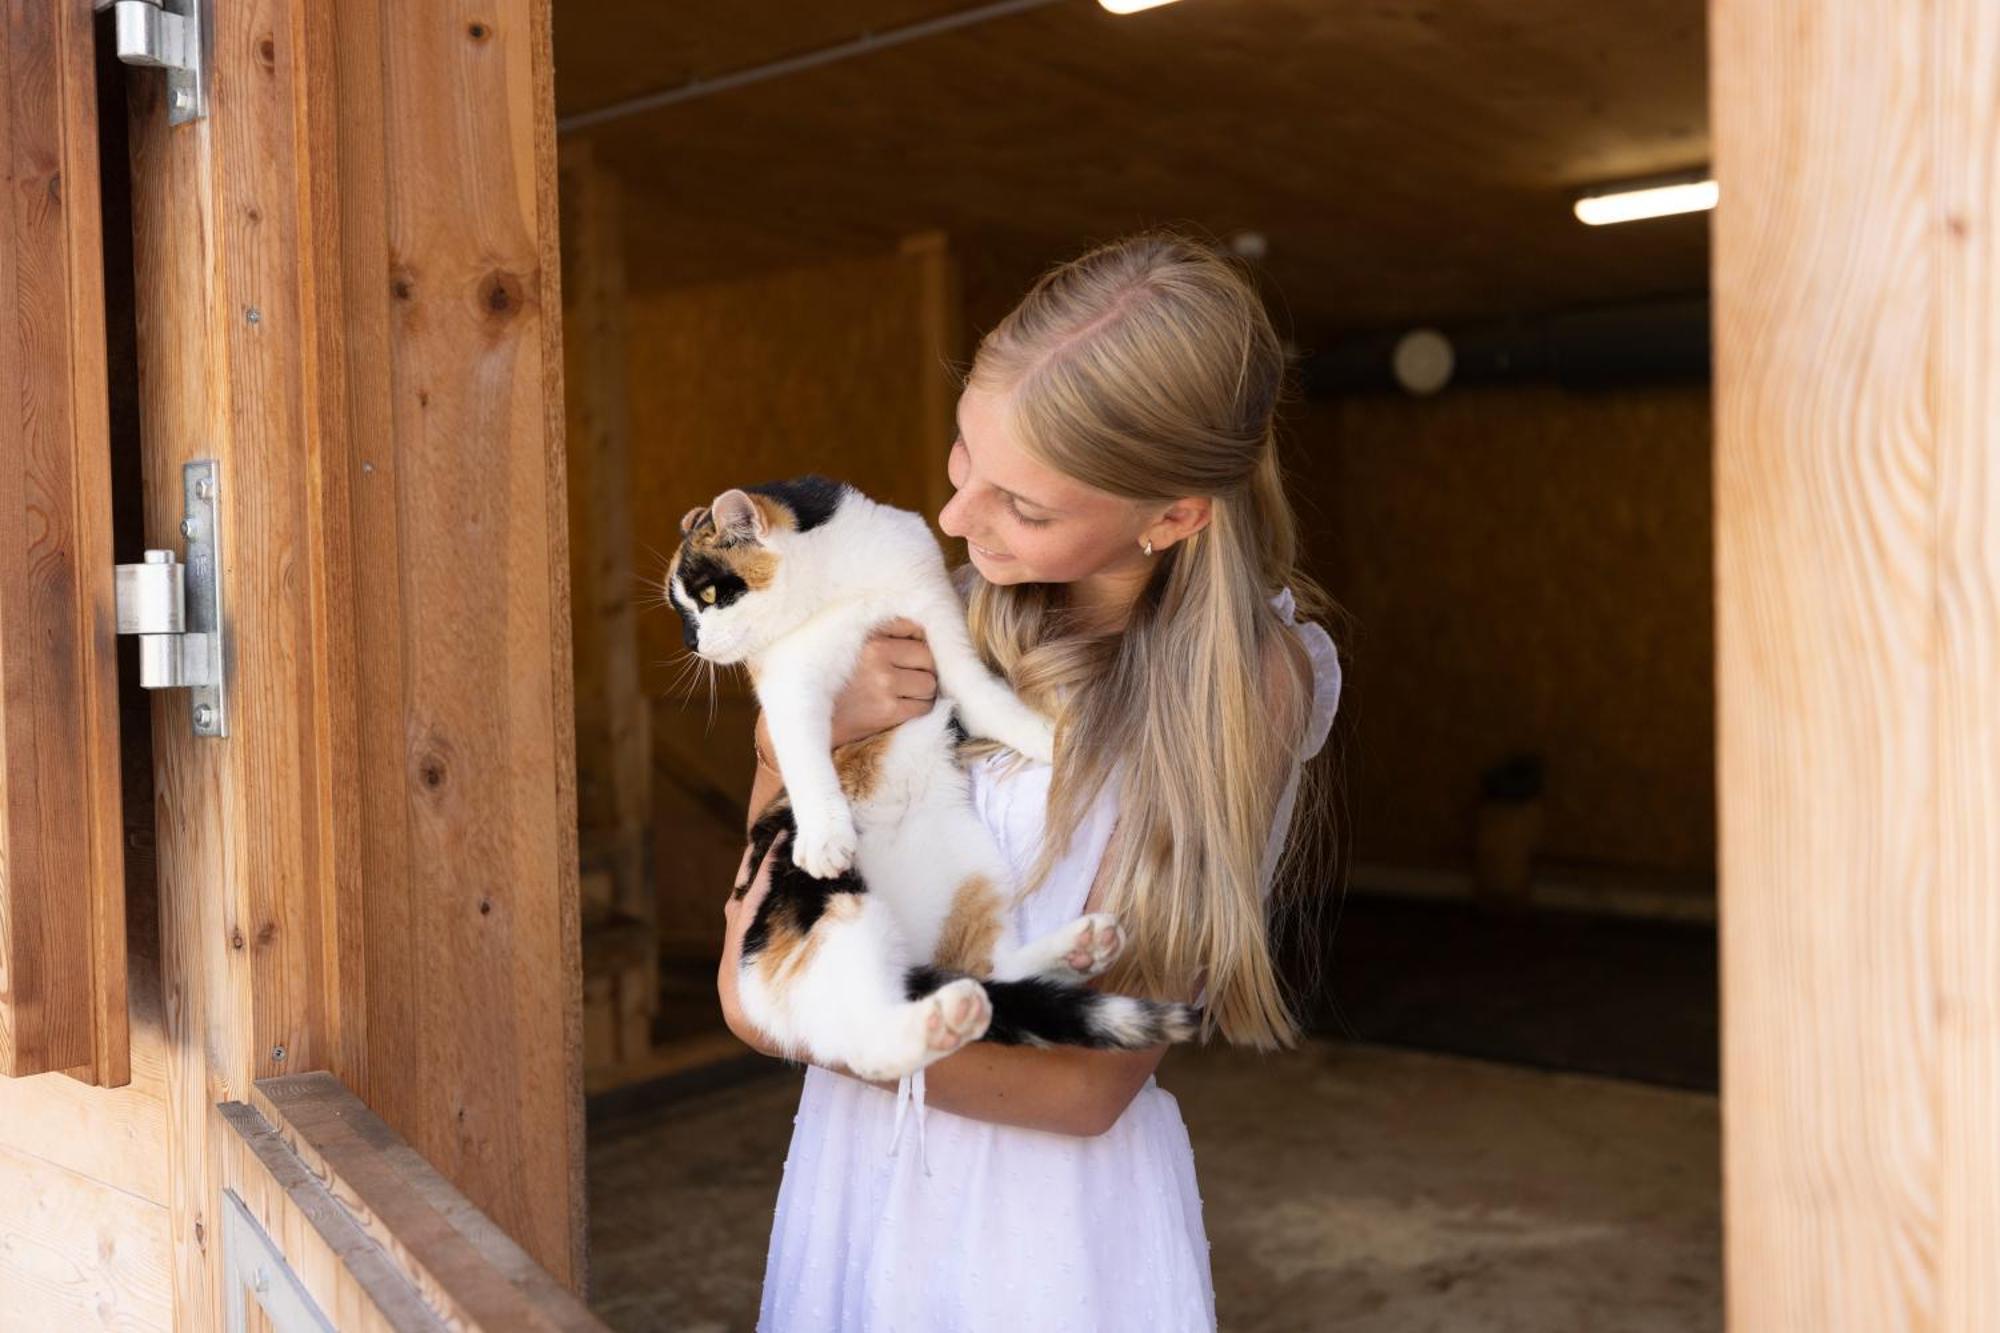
[1142,538,1155,557]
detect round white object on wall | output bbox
[1228,230,1269,261]
[1391,327,1455,396]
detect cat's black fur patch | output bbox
[741,802,866,964]
[902,964,1185,1049]
[672,552,751,649]
[676,552,750,608]
[944,712,970,747]
[747,475,846,533]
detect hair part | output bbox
[965,231,1342,1049]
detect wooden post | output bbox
[1712,1,2000,1326]
[559,142,658,1073]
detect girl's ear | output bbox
[1148,496,1214,552]
[679,506,710,536]
[710,489,767,542]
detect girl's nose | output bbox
[938,488,969,538]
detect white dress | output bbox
[759,592,1342,1333]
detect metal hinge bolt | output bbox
[115,461,228,737]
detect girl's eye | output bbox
[700,586,718,605]
[1009,504,1052,528]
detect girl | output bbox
[718,232,1342,1331]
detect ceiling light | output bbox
[1100,0,1183,13]
[1574,178,1718,226]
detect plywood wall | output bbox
[1296,383,1715,877]
[624,241,960,955]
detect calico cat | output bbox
[670,476,1199,1080]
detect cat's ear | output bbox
[679,506,710,536]
[710,489,767,542]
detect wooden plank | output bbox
[236,1073,607,1332]
[0,1143,173,1330]
[1712,0,2000,1326]
[0,0,130,1085]
[344,0,586,1287]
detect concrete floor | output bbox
[587,1041,1719,1331]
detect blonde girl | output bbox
[718,232,1342,1331]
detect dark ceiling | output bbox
[553,0,1709,338]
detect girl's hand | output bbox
[830,619,936,746]
[718,835,787,1058]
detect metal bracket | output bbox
[117,460,227,737]
[100,0,208,125]
[221,1190,337,1333]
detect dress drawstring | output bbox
[888,1068,932,1176]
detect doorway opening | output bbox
[552,4,1718,1328]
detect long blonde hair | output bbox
[965,233,1336,1049]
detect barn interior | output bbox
[549,2,1719,1328]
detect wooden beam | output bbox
[0,0,130,1086]
[1712,0,2000,1325]
[221,1074,607,1332]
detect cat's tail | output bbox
[905,966,1200,1050]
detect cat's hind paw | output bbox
[849,979,992,1080]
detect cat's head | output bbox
[667,477,845,664]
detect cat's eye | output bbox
[700,586,718,606]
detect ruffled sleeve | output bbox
[1258,588,1343,896]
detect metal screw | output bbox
[180,517,197,538]
[171,87,191,113]
[252,1268,270,1296]
[195,477,215,500]
[270,1045,287,1063]
[193,703,215,729]
[245,307,261,325]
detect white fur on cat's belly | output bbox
[713,494,1055,879]
[705,488,1108,1077]
[740,704,1117,1078]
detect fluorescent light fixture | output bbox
[1574,178,1718,226]
[1100,0,1183,13]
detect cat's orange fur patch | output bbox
[834,730,894,802]
[754,891,861,987]
[933,874,1004,975]
[748,492,797,533]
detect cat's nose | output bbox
[680,615,698,651]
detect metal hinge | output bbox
[116,461,227,737]
[96,0,207,126]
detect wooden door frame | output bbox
[1712,0,2000,1325]
[120,0,584,1321]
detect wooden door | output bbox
[0,0,130,1087]
[105,0,589,1324]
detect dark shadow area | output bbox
[1305,895,1718,1092]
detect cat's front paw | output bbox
[1048,912,1125,981]
[792,807,859,879]
[1008,713,1056,765]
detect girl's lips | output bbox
[969,541,1014,562]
